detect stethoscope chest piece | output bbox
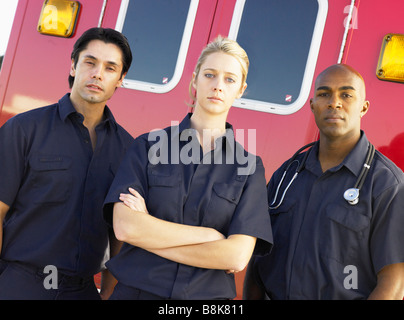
[344,188,359,205]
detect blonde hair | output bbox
[188,36,249,106]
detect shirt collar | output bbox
[176,113,235,154]
[305,130,370,177]
[58,93,118,131]
[339,131,370,177]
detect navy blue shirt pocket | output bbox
[322,203,370,263]
[326,203,370,233]
[202,183,243,234]
[29,155,72,205]
[269,198,297,250]
[147,164,179,221]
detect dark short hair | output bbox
[68,27,132,88]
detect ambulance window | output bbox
[0,0,18,70]
[115,0,198,93]
[229,0,328,115]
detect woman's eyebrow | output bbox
[203,67,238,77]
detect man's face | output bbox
[310,66,369,141]
[70,40,125,106]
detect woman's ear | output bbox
[191,72,197,91]
[237,82,247,99]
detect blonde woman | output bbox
[103,36,273,300]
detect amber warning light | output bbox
[376,33,404,83]
[37,0,81,38]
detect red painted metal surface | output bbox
[1,0,404,299]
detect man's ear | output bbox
[360,100,370,118]
[70,59,76,77]
[309,98,314,113]
[117,72,127,88]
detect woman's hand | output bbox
[119,187,148,214]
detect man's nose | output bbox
[328,94,342,109]
[92,65,103,80]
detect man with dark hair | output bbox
[0,28,134,300]
[68,27,132,89]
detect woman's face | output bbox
[192,52,247,118]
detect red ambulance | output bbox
[1,0,403,299]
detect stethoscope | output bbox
[269,141,375,209]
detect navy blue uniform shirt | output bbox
[103,113,273,299]
[0,93,134,277]
[253,132,404,299]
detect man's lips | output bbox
[324,115,344,123]
[87,83,103,91]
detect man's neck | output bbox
[70,96,106,150]
[70,96,105,129]
[318,132,361,172]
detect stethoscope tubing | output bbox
[354,143,375,190]
[269,141,375,209]
[269,142,315,210]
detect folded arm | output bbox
[116,189,256,272]
[113,189,225,250]
[148,234,256,272]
